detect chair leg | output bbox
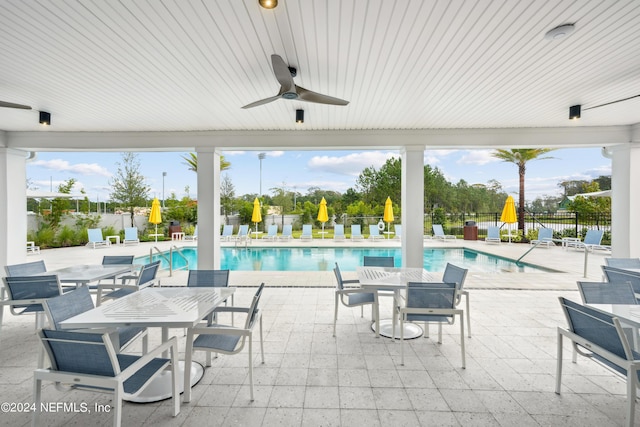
[170,344,179,416]
[400,313,405,365]
[437,322,442,344]
[459,313,466,369]
[360,305,364,318]
[465,293,471,338]
[113,385,123,427]
[259,317,265,364]
[248,334,254,401]
[333,293,339,337]
[626,369,637,427]
[424,322,429,338]
[32,376,42,427]
[555,332,563,394]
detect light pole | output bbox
[162,172,167,208]
[258,153,266,197]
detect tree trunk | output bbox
[518,163,526,234]
[130,208,135,228]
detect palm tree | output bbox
[492,149,554,234]
[182,153,231,171]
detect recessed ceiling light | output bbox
[544,24,575,40]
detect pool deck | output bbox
[2,238,630,426]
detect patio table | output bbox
[32,264,136,287]
[356,266,435,339]
[60,286,236,403]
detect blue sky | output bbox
[26,147,611,204]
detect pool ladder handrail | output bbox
[149,245,189,277]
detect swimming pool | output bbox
[137,247,553,273]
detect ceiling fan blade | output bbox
[297,86,349,106]
[241,95,281,109]
[0,101,32,110]
[271,55,295,93]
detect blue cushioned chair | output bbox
[442,263,471,337]
[350,224,364,241]
[123,227,140,245]
[4,260,46,277]
[363,256,394,267]
[1,275,62,330]
[96,261,160,305]
[602,266,640,302]
[333,263,379,337]
[187,270,233,324]
[605,258,640,269]
[577,281,637,305]
[333,224,346,241]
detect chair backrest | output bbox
[124,227,138,240]
[369,224,380,236]
[394,225,402,237]
[442,263,468,294]
[221,225,233,236]
[351,224,362,236]
[4,260,46,276]
[577,281,637,305]
[2,275,62,309]
[302,224,312,235]
[333,263,346,290]
[583,229,604,245]
[334,224,344,236]
[39,329,117,377]
[246,283,265,329]
[363,256,394,267]
[266,225,277,236]
[187,270,230,288]
[432,224,445,236]
[137,260,161,286]
[602,266,640,294]
[487,226,500,239]
[102,255,134,265]
[558,297,632,363]
[44,285,94,329]
[87,228,104,242]
[237,225,249,236]
[192,225,198,237]
[537,228,553,240]
[605,258,640,269]
[282,224,292,236]
[406,282,456,310]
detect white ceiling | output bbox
[0,0,639,140]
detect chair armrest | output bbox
[342,279,360,285]
[118,336,177,381]
[213,306,250,314]
[336,289,375,296]
[190,325,251,337]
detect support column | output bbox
[196,149,221,269]
[0,147,28,268]
[610,135,640,258]
[401,146,425,268]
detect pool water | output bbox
[137,247,553,273]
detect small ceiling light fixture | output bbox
[39,111,51,126]
[544,23,575,40]
[296,109,304,123]
[258,0,277,9]
[569,105,581,120]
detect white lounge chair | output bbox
[300,224,313,240]
[333,224,346,241]
[185,225,198,241]
[530,227,553,247]
[432,224,456,241]
[485,226,501,243]
[393,225,402,240]
[123,227,140,245]
[220,224,233,241]
[86,228,109,249]
[234,224,249,241]
[279,224,293,241]
[350,224,364,241]
[262,224,278,241]
[368,224,384,241]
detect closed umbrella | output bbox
[317,197,329,239]
[149,198,162,242]
[500,195,517,243]
[252,198,262,236]
[383,197,394,239]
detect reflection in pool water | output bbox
[137,247,553,273]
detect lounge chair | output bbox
[86,228,109,249]
[333,224,346,241]
[262,224,278,241]
[185,225,198,241]
[123,227,140,245]
[300,224,313,240]
[485,226,501,243]
[432,224,456,241]
[350,224,364,241]
[575,229,608,251]
[234,224,249,241]
[530,227,554,247]
[369,224,384,241]
[220,224,233,241]
[279,224,293,241]
[393,225,402,240]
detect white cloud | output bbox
[268,151,284,157]
[457,150,500,165]
[31,159,111,177]
[308,151,398,176]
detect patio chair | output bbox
[96,260,161,305]
[43,285,148,353]
[300,224,313,240]
[261,224,278,241]
[184,225,198,241]
[123,227,139,245]
[333,263,379,337]
[605,258,640,269]
[350,224,364,241]
[395,282,465,368]
[333,224,346,241]
[363,256,395,267]
[442,263,471,337]
[279,224,293,241]
[368,224,384,241]
[432,224,456,240]
[602,266,640,301]
[393,225,402,240]
[34,329,179,427]
[485,226,501,243]
[1,275,63,332]
[98,255,138,287]
[530,227,554,247]
[187,269,233,324]
[87,228,110,249]
[183,284,265,403]
[4,260,46,276]
[556,297,639,427]
[220,224,233,241]
[577,281,637,305]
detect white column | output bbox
[196,149,221,269]
[0,147,28,268]
[401,146,425,268]
[610,135,640,258]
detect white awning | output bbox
[26,190,75,199]
[568,190,611,200]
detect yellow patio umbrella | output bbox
[251,197,262,235]
[149,197,162,242]
[383,197,394,239]
[500,195,518,243]
[317,197,329,239]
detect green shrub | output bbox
[56,225,76,247]
[36,225,56,249]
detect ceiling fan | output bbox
[0,100,32,110]
[242,54,349,109]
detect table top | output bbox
[356,267,435,289]
[35,264,135,284]
[588,303,640,328]
[60,287,236,329]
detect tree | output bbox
[109,153,150,227]
[47,178,76,228]
[182,153,231,171]
[492,149,554,233]
[220,174,236,223]
[270,184,293,228]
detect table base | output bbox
[372,319,423,339]
[125,361,203,403]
